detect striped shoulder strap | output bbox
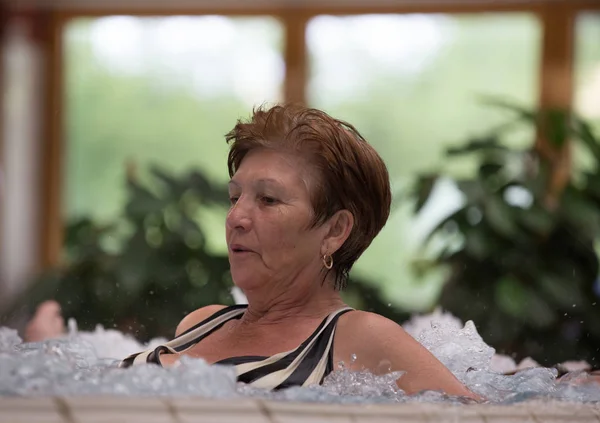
[119,304,247,368]
[236,306,353,390]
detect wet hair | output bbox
[225,104,391,290]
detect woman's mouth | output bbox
[230,244,254,254]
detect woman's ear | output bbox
[322,210,354,255]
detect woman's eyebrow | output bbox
[229,178,283,188]
[255,178,282,187]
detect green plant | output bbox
[411,99,600,366]
[4,168,234,341]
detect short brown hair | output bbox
[225,104,391,290]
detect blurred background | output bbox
[0,0,599,367]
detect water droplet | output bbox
[387,303,391,307]
[564,313,568,316]
[573,304,577,308]
[593,302,597,306]
[350,354,357,363]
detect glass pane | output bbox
[308,14,541,310]
[573,12,600,174]
[64,16,284,253]
[575,12,600,124]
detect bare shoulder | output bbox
[175,305,228,336]
[338,309,400,329]
[336,310,414,354]
[336,310,477,398]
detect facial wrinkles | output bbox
[268,213,321,293]
[230,150,316,213]
[261,203,307,274]
[228,187,300,271]
[227,149,327,290]
[258,265,321,311]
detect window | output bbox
[64,16,284,253]
[308,13,542,309]
[575,12,600,125]
[573,12,600,172]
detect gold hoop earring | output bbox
[322,254,333,270]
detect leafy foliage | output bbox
[5,168,233,340]
[411,100,600,366]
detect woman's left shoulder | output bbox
[336,310,413,348]
[336,310,481,399]
[339,310,403,330]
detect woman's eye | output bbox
[229,196,239,205]
[261,196,277,205]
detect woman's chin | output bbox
[230,275,263,293]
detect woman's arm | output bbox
[335,311,481,400]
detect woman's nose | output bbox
[226,197,252,231]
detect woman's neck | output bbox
[239,283,346,328]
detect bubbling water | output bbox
[0,311,599,404]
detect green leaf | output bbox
[522,293,556,329]
[495,275,528,319]
[446,136,504,156]
[412,174,438,213]
[150,166,187,200]
[516,205,556,236]
[583,172,600,199]
[409,258,440,278]
[495,276,556,328]
[463,229,493,260]
[538,274,584,309]
[421,207,471,246]
[455,179,484,202]
[573,117,600,160]
[125,181,165,218]
[188,171,229,206]
[542,109,570,148]
[478,95,537,122]
[561,191,600,235]
[484,196,520,239]
[478,161,505,180]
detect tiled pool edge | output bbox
[0,397,599,422]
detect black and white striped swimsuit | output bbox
[120,305,353,390]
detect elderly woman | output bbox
[117,104,476,398]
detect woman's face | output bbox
[226,148,326,292]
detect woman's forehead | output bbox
[232,149,314,187]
